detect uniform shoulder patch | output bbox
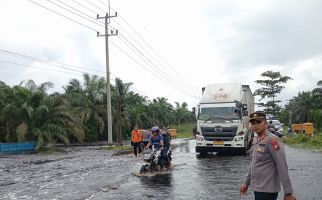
[270,138,279,150]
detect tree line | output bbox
[0,74,195,149]
[279,80,322,130]
[253,70,321,130]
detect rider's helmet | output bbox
[151,126,160,133]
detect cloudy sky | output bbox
[1,0,322,109]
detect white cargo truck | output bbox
[195,83,254,155]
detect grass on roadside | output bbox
[283,131,322,150]
[170,123,195,139]
[36,147,67,155]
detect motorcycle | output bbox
[139,148,172,173]
[268,127,283,138]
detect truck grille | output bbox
[201,127,237,141]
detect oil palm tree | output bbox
[1,84,33,142]
[29,95,84,149]
[312,80,322,109]
[115,78,133,144]
[64,74,106,141]
[291,92,314,123]
[0,80,84,148]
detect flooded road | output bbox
[1,139,322,200]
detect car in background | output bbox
[271,120,283,132]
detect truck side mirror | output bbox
[235,101,242,108]
[243,110,248,116]
[192,107,196,113]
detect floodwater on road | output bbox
[1,139,322,200]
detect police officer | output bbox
[240,111,296,200]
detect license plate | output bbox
[213,141,224,145]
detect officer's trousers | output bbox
[254,192,278,200]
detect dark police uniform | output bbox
[244,112,293,200]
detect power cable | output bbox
[46,0,104,28]
[95,0,109,8]
[82,0,106,13]
[27,0,99,32]
[69,0,98,15]
[56,0,104,25]
[0,49,106,75]
[109,40,199,99]
[51,1,197,96]
[117,34,199,97]
[114,20,199,94]
[0,60,85,77]
[109,7,200,91]
[25,0,199,99]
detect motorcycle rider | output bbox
[161,129,171,168]
[145,126,168,168]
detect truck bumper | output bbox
[195,135,246,153]
[196,145,245,153]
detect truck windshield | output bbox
[198,107,240,121]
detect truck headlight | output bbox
[196,135,204,141]
[234,136,244,142]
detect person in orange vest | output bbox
[131,125,142,157]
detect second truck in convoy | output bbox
[195,83,254,155]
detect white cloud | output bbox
[0,0,321,109]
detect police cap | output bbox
[249,111,266,122]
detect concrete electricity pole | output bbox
[97,12,118,145]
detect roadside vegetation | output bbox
[283,132,322,150]
[171,123,194,139]
[279,80,322,130]
[278,80,322,148]
[0,74,195,149]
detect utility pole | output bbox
[97,12,118,145]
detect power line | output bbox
[95,0,109,8]
[0,49,106,75]
[109,40,198,99]
[109,8,200,91]
[25,0,199,99]
[0,60,85,77]
[114,20,199,94]
[117,34,199,97]
[0,59,153,101]
[69,0,98,15]
[82,0,106,13]
[48,0,198,96]
[56,0,116,30]
[109,18,200,94]
[46,0,104,28]
[27,0,99,32]
[56,0,104,25]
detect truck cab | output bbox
[195,83,254,155]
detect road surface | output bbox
[1,139,322,200]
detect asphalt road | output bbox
[1,139,322,200]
